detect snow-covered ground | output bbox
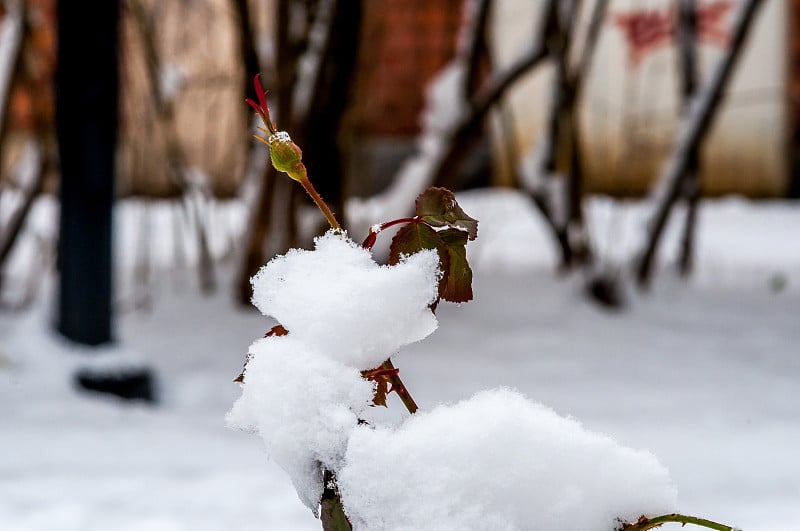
[1,190,798,530]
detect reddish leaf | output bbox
[389,222,450,299]
[415,187,478,240]
[264,324,289,338]
[438,228,473,303]
[361,366,400,408]
[372,379,389,407]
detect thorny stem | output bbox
[356,227,421,415]
[622,513,740,531]
[250,76,415,415]
[381,359,418,414]
[248,75,340,231]
[299,176,341,230]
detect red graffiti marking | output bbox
[612,1,734,67]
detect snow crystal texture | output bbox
[226,335,375,510]
[229,232,442,511]
[338,388,677,531]
[250,231,440,369]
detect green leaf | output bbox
[415,187,478,240]
[389,222,450,299]
[438,228,473,303]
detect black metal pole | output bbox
[56,0,120,345]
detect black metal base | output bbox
[74,367,157,403]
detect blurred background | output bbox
[0,0,796,311]
[0,0,800,316]
[0,0,798,530]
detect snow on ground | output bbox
[1,190,799,530]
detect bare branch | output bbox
[676,0,700,276]
[432,0,555,189]
[572,0,608,97]
[460,0,492,100]
[0,142,43,270]
[635,0,765,287]
[290,0,336,130]
[127,0,216,292]
[0,0,24,148]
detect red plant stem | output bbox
[293,168,419,416]
[361,219,423,414]
[299,176,341,230]
[361,217,419,249]
[381,358,418,414]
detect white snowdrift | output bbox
[339,388,677,531]
[229,231,677,529]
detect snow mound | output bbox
[250,231,440,369]
[234,232,678,527]
[225,335,375,511]
[338,388,677,531]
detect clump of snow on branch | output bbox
[226,335,374,512]
[249,231,440,369]
[347,62,468,238]
[338,388,677,531]
[227,231,441,511]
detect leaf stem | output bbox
[361,217,419,249]
[622,513,740,531]
[381,358,418,414]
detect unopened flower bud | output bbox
[268,132,306,181]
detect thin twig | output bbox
[635,0,764,287]
[290,0,337,130]
[381,358,418,414]
[461,0,492,100]
[0,142,43,270]
[231,0,261,97]
[572,0,609,95]
[621,513,740,531]
[676,0,700,276]
[128,0,217,292]
[432,0,555,189]
[0,0,24,162]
